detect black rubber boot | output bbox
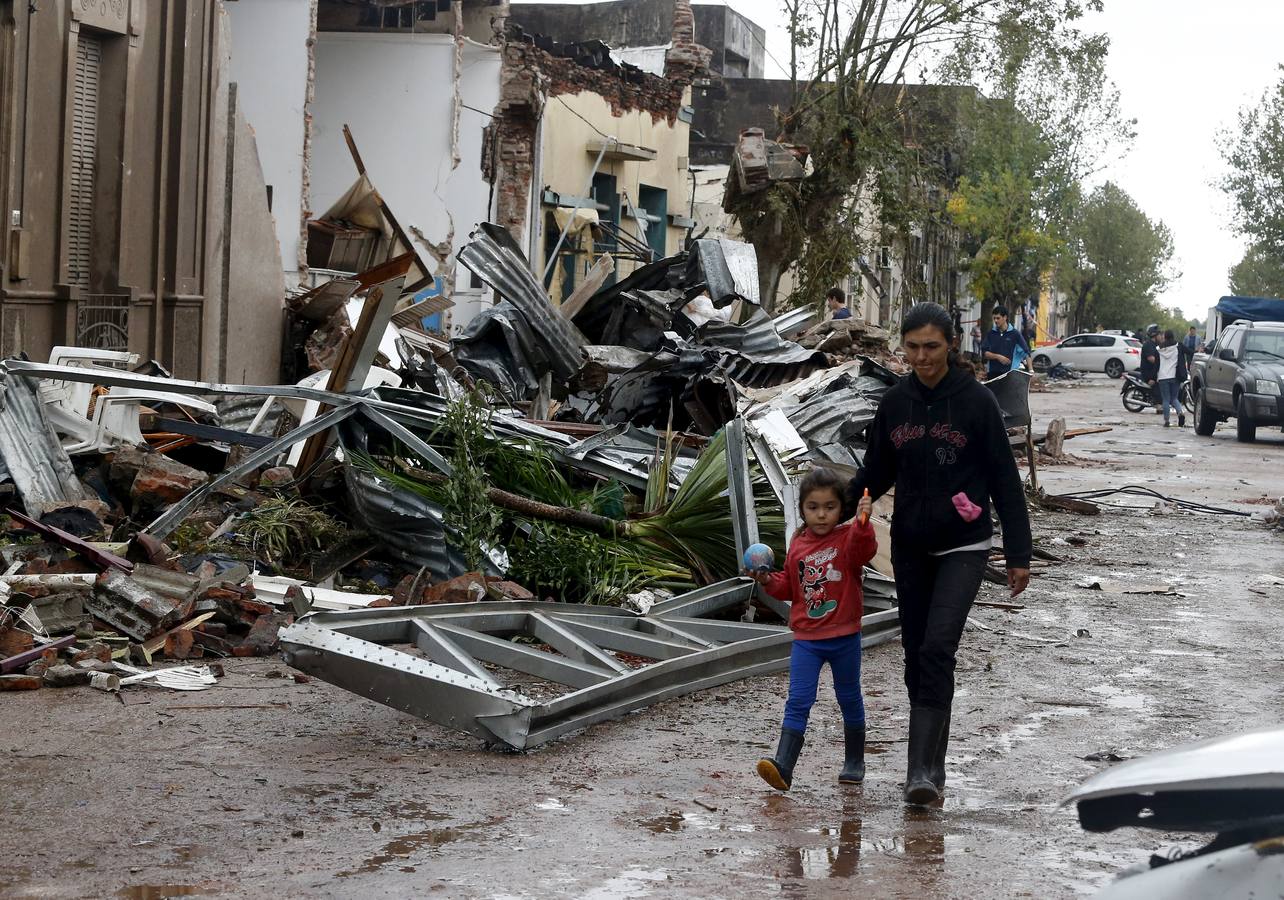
[904,706,948,805]
[757,727,804,791]
[838,724,866,784]
[929,707,951,791]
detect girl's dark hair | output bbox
[797,466,851,528]
[1163,328,1176,344]
[902,301,970,370]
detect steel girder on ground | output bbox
[280,578,900,750]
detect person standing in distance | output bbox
[979,305,1031,379]
[827,288,852,320]
[847,302,1032,805]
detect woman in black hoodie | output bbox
[849,302,1032,805]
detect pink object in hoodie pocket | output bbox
[952,492,982,523]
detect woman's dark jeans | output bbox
[891,547,988,711]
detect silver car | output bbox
[1031,333,1143,378]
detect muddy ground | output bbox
[4,376,1283,899]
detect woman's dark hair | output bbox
[902,301,970,370]
[797,466,851,526]
[1163,328,1176,345]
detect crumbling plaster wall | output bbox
[539,90,691,282]
[226,0,315,287]
[488,0,707,261]
[311,32,502,332]
[203,10,288,385]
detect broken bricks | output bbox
[87,569,187,643]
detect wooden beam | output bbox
[558,253,615,322]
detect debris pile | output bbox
[0,219,1041,743]
[795,316,898,367]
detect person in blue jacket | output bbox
[979,305,1031,379]
[827,288,852,320]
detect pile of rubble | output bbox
[795,316,899,368]
[0,220,1008,741]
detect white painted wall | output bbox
[312,33,502,334]
[226,0,312,286]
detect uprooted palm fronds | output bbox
[350,392,787,602]
[629,429,787,584]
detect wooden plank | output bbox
[1034,426,1112,445]
[1,635,75,673]
[559,253,615,321]
[140,612,217,657]
[1039,493,1101,516]
[974,600,1025,610]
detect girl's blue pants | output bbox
[782,633,865,733]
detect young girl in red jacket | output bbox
[749,467,876,790]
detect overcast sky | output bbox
[696,0,1284,319]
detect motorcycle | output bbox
[1121,372,1194,414]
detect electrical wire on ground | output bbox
[1053,485,1251,517]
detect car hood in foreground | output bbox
[1063,728,1284,834]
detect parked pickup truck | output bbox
[1190,319,1284,442]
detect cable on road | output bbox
[1055,485,1251,517]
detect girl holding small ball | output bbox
[747,467,876,790]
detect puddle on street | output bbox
[536,797,566,810]
[1087,683,1146,710]
[636,811,757,834]
[580,867,670,898]
[117,886,218,899]
[990,706,1089,753]
[338,817,505,876]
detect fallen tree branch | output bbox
[393,458,624,537]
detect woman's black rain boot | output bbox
[930,707,951,791]
[838,724,866,784]
[904,706,947,805]
[757,727,805,791]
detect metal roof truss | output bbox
[280,579,900,750]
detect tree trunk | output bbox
[394,463,625,537]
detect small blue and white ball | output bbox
[742,542,775,573]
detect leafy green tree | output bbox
[728,0,1125,313]
[1228,242,1284,299]
[947,168,1060,308]
[1061,182,1176,332]
[939,1,1134,323]
[1219,67,1284,253]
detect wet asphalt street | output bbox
[3,375,1283,899]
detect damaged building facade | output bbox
[0,0,286,381]
[487,0,710,306]
[226,0,504,331]
[689,78,972,328]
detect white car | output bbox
[1030,333,1143,378]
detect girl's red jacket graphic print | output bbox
[762,521,877,640]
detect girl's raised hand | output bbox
[744,569,773,586]
[856,492,873,524]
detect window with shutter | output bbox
[68,31,102,289]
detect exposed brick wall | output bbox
[485,49,546,241]
[666,0,711,83]
[486,0,709,242]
